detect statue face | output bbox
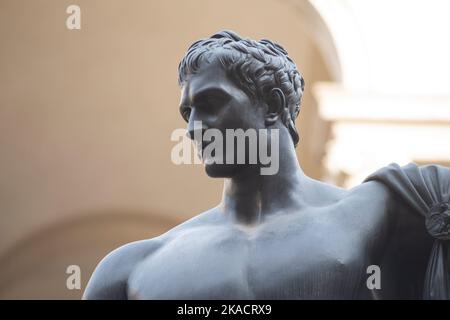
[179,59,268,178]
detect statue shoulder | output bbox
[82,207,223,299]
[341,178,394,210]
[352,177,392,196]
[83,238,163,300]
[339,179,396,227]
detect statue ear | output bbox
[265,88,286,126]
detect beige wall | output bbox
[0,0,333,298]
[3,0,449,300]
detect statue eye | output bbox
[194,89,230,112]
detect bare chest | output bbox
[127,201,389,299]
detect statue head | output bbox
[177,30,305,177]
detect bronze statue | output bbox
[83,31,450,300]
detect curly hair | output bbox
[178,30,305,146]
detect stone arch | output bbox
[0,211,177,299]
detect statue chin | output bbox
[204,162,237,178]
[204,161,259,178]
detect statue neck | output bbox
[221,140,306,226]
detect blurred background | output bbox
[0,0,449,299]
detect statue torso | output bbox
[127,181,404,299]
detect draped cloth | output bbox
[364,162,450,299]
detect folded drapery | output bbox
[364,162,450,299]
